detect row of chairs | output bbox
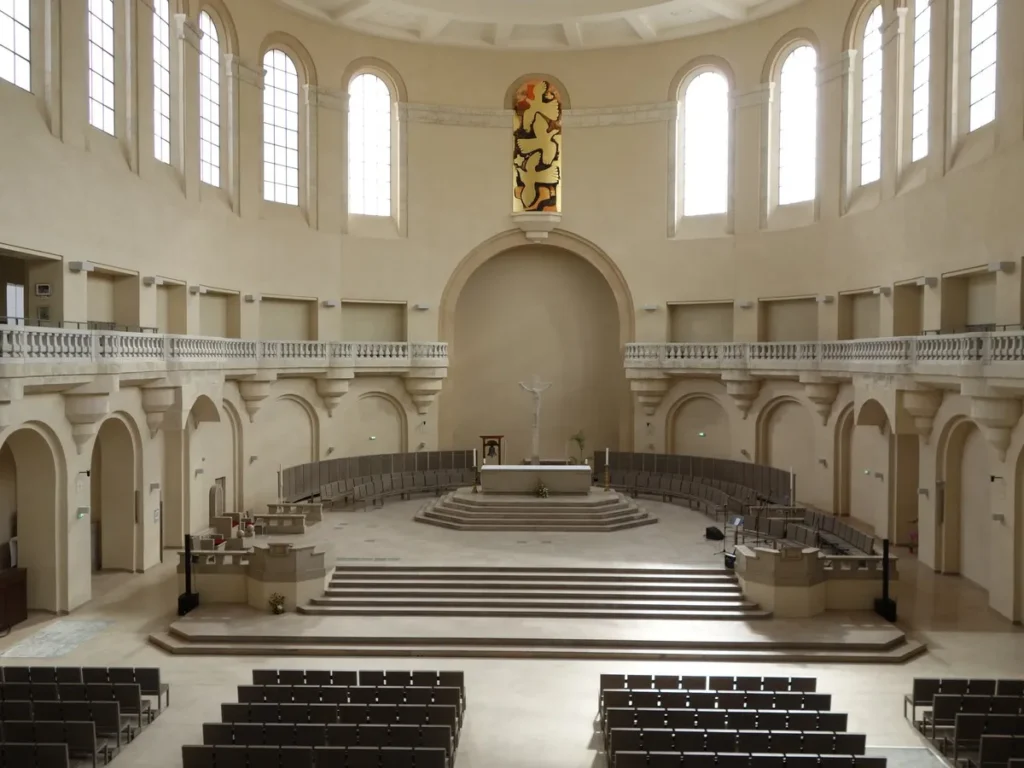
[609,729,867,757]
[0,683,151,728]
[940,714,1024,762]
[252,670,464,700]
[617,474,744,518]
[183,744,447,768]
[221,703,458,732]
[604,710,849,737]
[236,685,462,723]
[600,676,817,695]
[975,734,1024,768]
[614,754,885,768]
[0,700,132,749]
[600,691,833,725]
[202,722,454,760]
[0,720,107,767]
[319,470,475,509]
[0,743,70,768]
[904,678,1024,722]
[924,696,1024,738]
[0,666,169,711]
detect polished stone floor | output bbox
[0,498,1021,767]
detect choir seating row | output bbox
[221,703,458,734]
[599,676,817,695]
[608,728,866,757]
[319,470,475,509]
[599,691,833,728]
[740,513,877,556]
[603,709,849,740]
[236,685,463,724]
[202,722,454,761]
[0,666,169,711]
[904,678,1024,722]
[0,720,107,767]
[938,714,1024,763]
[924,697,1024,738]
[0,700,132,748]
[613,473,749,518]
[252,670,464,697]
[0,742,70,768]
[613,753,885,768]
[182,744,447,768]
[974,735,1024,768]
[0,683,151,728]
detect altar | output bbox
[480,464,592,495]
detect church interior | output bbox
[0,0,1023,765]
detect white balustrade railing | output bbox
[0,325,449,370]
[626,331,1024,371]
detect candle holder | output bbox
[473,465,481,493]
[604,465,610,492]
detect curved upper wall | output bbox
[0,0,1021,342]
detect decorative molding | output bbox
[562,102,675,127]
[883,8,907,47]
[398,103,509,128]
[224,54,265,89]
[174,14,203,50]
[731,82,774,111]
[305,85,348,113]
[818,50,857,86]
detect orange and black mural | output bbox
[513,79,562,213]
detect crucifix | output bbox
[519,373,552,465]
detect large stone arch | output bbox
[849,398,895,538]
[666,394,732,459]
[755,396,815,504]
[90,412,143,573]
[355,392,408,455]
[934,415,981,578]
[439,229,635,348]
[221,398,245,516]
[833,403,855,517]
[0,422,67,612]
[1013,442,1024,622]
[247,394,319,508]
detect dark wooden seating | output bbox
[0,720,108,768]
[253,670,359,687]
[0,682,151,730]
[942,713,1024,762]
[221,702,458,734]
[0,742,69,768]
[0,669,82,685]
[182,743,449,768]
[0,666,169,714]
[236,685,463,725]
[609,728,866,756]
[923,695,1024,738]
[903,678,1006,722]
[253,670,467,710]
[613,753,885,768]
[600,689,832,726]
[32,701,132,750]
[973,735,1024,768]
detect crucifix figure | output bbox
[519,374,552,465]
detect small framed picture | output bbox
[36,306,51,322]
[34,283,51,297]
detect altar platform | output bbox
[480,463,592,494]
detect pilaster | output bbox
[225,54,264,218]
[818,51,856,221]
[57,0,89,149]
[995,0,1024,151]
[891,432,918,545]
[305,86,347,233]
[135,0,159,180]
[175,13,203,200]
[880,8,907,200]
[731,83,772,236]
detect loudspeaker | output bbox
[723,552,736,569]
[705,526,725,541]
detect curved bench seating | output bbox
[321,469,476,510]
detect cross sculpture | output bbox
[519,374,552,466]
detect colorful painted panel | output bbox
[513,80,562,213]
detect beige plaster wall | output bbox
[248,396,316,508]
[671,397,732,459]
[960,425,992,590]
[850,424,889,535]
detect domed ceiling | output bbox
[275,0,804,49]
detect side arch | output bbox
[669,55,737,98]
[833,403,855,517]
[356,392,409,453]
[259,31,318,86]
[761,29,821,83]
[276,394,320,461]
[94,411,144,572]
[341,57,407,101]
[197,0,239,55]
[439,229,635,348]
[666,394,733,458]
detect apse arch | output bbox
[357,392,409,453]
[276,394,320,461]
[91,411,144,572]
[504,73,572,109]
[439,229,635,347]
[833,403,855,517]
[221,398,245,516]
[856,397,891,429]
[666,394,733,457]
[934,415,982,578]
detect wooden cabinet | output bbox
[0,568,27,630]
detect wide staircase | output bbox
[414,488,657,531]
[299,565,768,620]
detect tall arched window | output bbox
[860,6,883,185]
[262,49,299,206]
[198,11,221,187]
[911,1,931,161]
[778,45,817,205]
[153,0,171,163]
[512,79,563,213]
[348,73,392,217]
[681,72,729,217]
[0,0,31,91]
[87,0,116,134]
[969,0,997,131]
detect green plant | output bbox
[535,481,549,498]
[268,592,286,614]
[570,430,586,464]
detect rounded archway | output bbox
[936,418,990,588]
[90,416,139,573]
[757,398,815,506]
[0,425,65,611]
[249,395,317,508]
[440,242,626,462]
[183,394,226,536]
[352,393,407,455]
[669,396,731,458]
[833,404,854,517]
[850,399,892,537]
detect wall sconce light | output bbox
[740,449,751,459]
[76,507,90,519]
[142,276,163,287]
[992,513,1006,523]
[697,431,706,438]
[735,300,754,309]
[988,261,1015,274]
[872,286,892,297]
[873,472,885,480]
[863,469,871,475]
[321,299,339,308]
[326,447,334,456]
[642,304,660,312]
[816,295,834,304]
[68,261,95,274]
[916,277,937,287]
[417,442,426,450]
[149,482,161,492]
[369,435,376,441]
[646,443,655,451]
[918,488,929,497]
[249,455,258,464]
[194,468,204,476]
[413,304,430,311]
[990,475,1004,482]
[188,285,207,295]
[244,294,260,303]
[818,458,828,467]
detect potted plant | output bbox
[268,593,286,615]
[535,481,549,498]
[569,430,586,464]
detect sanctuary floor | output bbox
[1,498,1022,767]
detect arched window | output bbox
[681,72,729,217]
[910,1,931,161]
[777,45,817,205]
[87,0,116,134]
[348,73,392,216]
[969,0,997,131]
[153,0,171,163]
[262,49,299,206]
[0,0,30,91]
[860,6,883,185]
[198,11,221,187]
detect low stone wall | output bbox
[735,545,898,617]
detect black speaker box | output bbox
[705,525,725,541]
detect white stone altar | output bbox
[480,464,592,495]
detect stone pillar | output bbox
[175,13,203,200]
[314,302,341,340]
[817,51,856,221]
[995,267,1023,328]
[731,84,772,235]
[921,279,942,332]
[880,7,907,201]
[135,0,158,180]
[305,86,347,233]
[225,54,264,218]
[162,421,188,548]
[891,433,919,545]
[995,0,1024,152]
[57,0,89,149]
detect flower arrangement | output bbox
[268,592,286,614]
[535,481,549,498]
[569,430,586,464]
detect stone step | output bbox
[309,596,759,610]
[296,605,769,620]
[322,588,744,601]
[424,506,643,519]
[419,511,650,525]
[327,579,740,590]
[329,565,733,576]
[413,516,658,532]
[443,497,628,511]
[148,631,928,664]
